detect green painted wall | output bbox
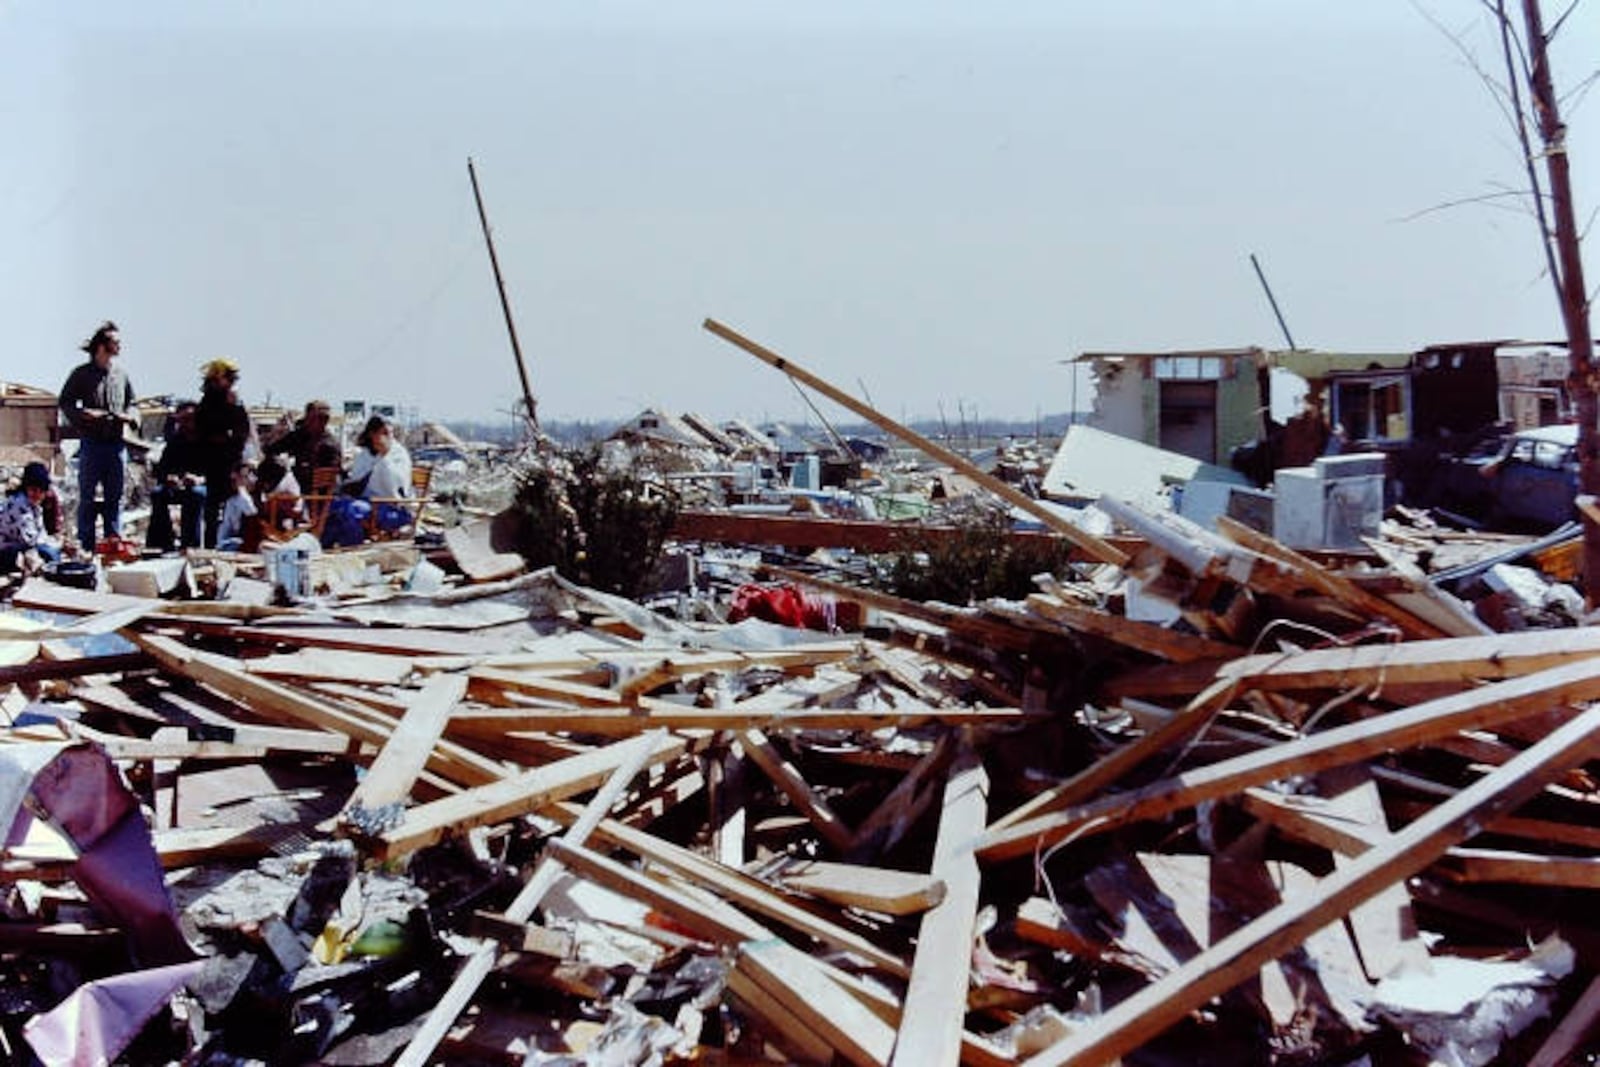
[1127,357,1262,463]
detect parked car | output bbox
[1445,423,1580,530]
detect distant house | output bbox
[1071,348,1267,467]
[610,408,729,452]
[0,381,59,449]
[408,421,468,451]
[720,418,779,458]
[760,422,826,464]
[679,412,740,454]
[1492,341,1574,429]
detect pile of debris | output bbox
[5,459,1600,1067]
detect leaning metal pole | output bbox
[468,157,539,433]
[1517,0,1597,600]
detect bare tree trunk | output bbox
[1518,0,1598,600]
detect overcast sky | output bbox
[1,2,1596,427]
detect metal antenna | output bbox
[1250,252,1299,351]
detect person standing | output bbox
[193,358,251,547]
[58,320,137,551]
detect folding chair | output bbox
[263,465,341,544]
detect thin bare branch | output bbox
[1395,189,1543,224]
[1558,66,1600,112]
[1416,0,1521,135]
[1547,0,1582,39]
[1493,0,1567,297]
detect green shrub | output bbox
[878,505,1074,604]
[509,447,679,598]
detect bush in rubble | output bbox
[509,446,679,598]
[878,504,1075,605]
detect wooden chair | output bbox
[264,465,341,544]
[365,464,433,541]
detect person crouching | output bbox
[0,463,64,575]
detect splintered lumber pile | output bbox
[5,493,1600,1067]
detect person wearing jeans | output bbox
[57,321,137,550]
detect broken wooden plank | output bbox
[737,937,897,1067]
[737,727,855,853]
[774,859,946,917]
[133,632,504,789]
[467,667,628,708]
[1215,515,1448,639]
[0,651,152,686]
[444,703,1031,737]
[339,673,468,830]
[1020,696,1600,1067]
[890,745,987,1067]
[1019,593,1243,662]
[1439,847,1600,888]
[373,732,686,861]
[1110,626,1600,701]
[548,838,770,944]
[979,657,1600,862]
[558,805,911,978]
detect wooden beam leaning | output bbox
[373,732,686,861]
[703,318,1128,567]
[890,746,988,1067]
[1214,515,1448,640]
[1020,698,1600,1067]
[978,657,1600,862]
[737,937,897,1067]
[339,673,468,831]
[467,667,627,707]
[556,806,911,977]
[988,676,1238,835]
[737,728,856,853]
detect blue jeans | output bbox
[76,439,126,548]
[146,482,207,551]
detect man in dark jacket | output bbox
[58,320,137,550]
[264,399,342,491]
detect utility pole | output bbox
[1517,0,1598,595]
[467,158,539,434]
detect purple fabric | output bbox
[21,743,195,966]
[24,959,203,1067]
